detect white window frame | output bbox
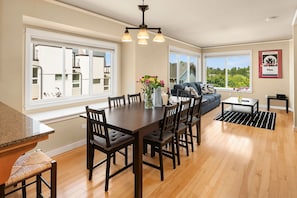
[203,50,252,92]
[169,46,201,86]
[25,28,118,110]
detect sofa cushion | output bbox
[202,94,216,102]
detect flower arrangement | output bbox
[139,75,165,95]
[138,75,165,109]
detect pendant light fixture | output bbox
[121,0,165,44]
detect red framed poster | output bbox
[258,49,282,78]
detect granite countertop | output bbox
[0,102,54,148]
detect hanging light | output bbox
[121,0,165,44]
[153,29,165,43]
[121,29,132,42]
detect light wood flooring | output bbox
[8,106,297,198]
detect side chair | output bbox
[143,103,179,181]
[85,106,134,191]
[108,95,126,108]
[0,150,57,198]
[127,93,142,104]
[187,96,202,147]
[174,99,191,165]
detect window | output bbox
[203,51,252,90]
[169,47,200,89]
[25,28,117,110]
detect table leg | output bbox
[286,99,289,113]
[267,98,270,111]
[134,132,143,198]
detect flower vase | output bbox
[145,93,153,109]
[153,87,163,107]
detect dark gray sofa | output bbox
[171,82,221,115]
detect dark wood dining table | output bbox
[0,102,54,185]
[81,102,165,198]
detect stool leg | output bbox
[22,180,27,198]
[51,161,57,198]
[37,174,42,198]
[0,184,5,198]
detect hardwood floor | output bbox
[8,106,297,198]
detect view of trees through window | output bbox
[205,53,251,89]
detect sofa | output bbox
[171,82,221,115]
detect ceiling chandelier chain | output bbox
[121,0,165,45]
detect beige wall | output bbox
[202,41,291,109]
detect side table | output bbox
[267,96,288,113]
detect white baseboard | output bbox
[46,139,86,157]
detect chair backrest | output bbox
[177,89,191,101]
[159,103,179,140]
[108,95,126,108]
[86,106,111,147]
[127,93,142,104]
[189,96,202,122]
[176,99,191,127]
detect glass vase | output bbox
[145,93,153,109]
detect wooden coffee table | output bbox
[221,97,259,120]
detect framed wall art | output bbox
[258,49,282,78]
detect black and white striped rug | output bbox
[214,111,276,130]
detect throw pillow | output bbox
[184,86,199,97]
[207,84,215,94]
[201,84,209,94]
[189,87,199,97]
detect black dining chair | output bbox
[85,106,134,191]
[174,99,191,165]
[108,95,126,108]
[127,93,142,104]
[143,103,179,181]
[187,96,202,147]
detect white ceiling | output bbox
[57,0,297,48]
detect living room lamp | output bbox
[121,0,165,44]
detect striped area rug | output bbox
[214,111,276,130]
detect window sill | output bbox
[27,102,109,124]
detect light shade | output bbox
[137,28,149,39]
[138,39,148,45]
[121,30,132,42]
[153,31,165,43]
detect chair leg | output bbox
[171,139,176,169]
[105,154,111,191]
[51,161,57,198]
[175,134,181,165]
[196,121,201,145]
[184,131,189,156]
[125,147,128,166]
[159,147,164,181]
[89,148,95,180]
[188,125,194,152]
[113,152,116,164]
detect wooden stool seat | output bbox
[1,150,57,197]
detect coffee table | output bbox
[221,97,259,120]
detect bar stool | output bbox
[0,150,57,197]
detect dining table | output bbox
[81,102,165,198]
[0,102,55,186]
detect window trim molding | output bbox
[25,28,118,110]
[202,50,253,91]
